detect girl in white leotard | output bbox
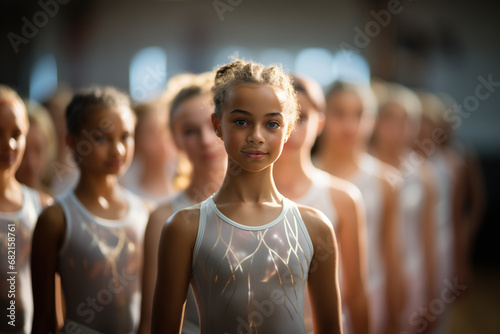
[31,86,149,334]
[0,86,52,334]
[314,81,406,334]
[139,73,227,334]
[370,83,438,333]
[274,75,370,334]
[152,60,342,334]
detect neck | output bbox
[216,159,281,204]
[75,172,120,200]
[315,142,361,179]
[371,142,401,169]
[0,172,21,199]
[273,148,314,199]
[185,165,226,203]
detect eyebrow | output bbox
[229,109,283,118]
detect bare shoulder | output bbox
[148,202,174,231]
[297,204,334,238]
[328,175,363,208]
[34,203,66,244]
[163,203,201,239]
[37,190,53,208]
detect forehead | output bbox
[225,85,284,114]
[84,105,135,129]
[0,100,28,131]
[173,95,212,122]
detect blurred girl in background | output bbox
[274,75,370,334]
[314,81,406,334]
[370,82,438,333]
[16,101,57,195]
[31,86,149,334]
[139,72,227,334]
[0,85,52,334]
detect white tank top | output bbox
[428,149,454,287]
[0,185,41,334]
[190,196,313,334]
[57,189,148,334]
[399,158,425,273]
[167,192,200,334]
[349,153,384,288]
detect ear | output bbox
[316,112,326,137]
[211,113,222,139]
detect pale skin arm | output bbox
[332,184,371,334]
[31,204,66,334]
[138,204,174,334]
[151,208,199,334]
[300,206,343,334]
[380,177,406,334]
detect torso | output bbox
[57,188,148,333]
[191,196,313,334]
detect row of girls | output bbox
[0,58,482,334]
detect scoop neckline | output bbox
[68,190,131,228]
[207,196,288,231]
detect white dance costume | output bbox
[293,169,353,334]
[190,196,313,334]
[169,192,200,334]
[398,157,427,331]
[57,189,148,334]
[0,186,41,334]
[348,153,386,334]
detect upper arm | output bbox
[151,207,199,334]
[139,204,174,333]
[331,183,368,297]
[31,204,66,334]
[300,206,342,334]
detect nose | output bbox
[247,125,264,144]
[110,139,126,158]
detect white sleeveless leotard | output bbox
[348,153,386,334]
[190,196,314,334]
[0,185,41,334]
[293,169,350,334]
[429,149,454,288]
[169,192,200,334]
[57,189,148,334]
[398,156,427,330]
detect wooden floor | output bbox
[446,269,500,334]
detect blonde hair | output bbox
[415,90,447,126]
[0,85,27,123]
[25,101,57,187]
[326,80,377,115]
[212,59,299,133]
[375,81,422,124]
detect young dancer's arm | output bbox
[300,206,343,334]
[31,204,66,334]
[332,183,371,334]
[151,207,199,334]
[380,176,406,334]
[138,204,174,334]
[420,162,438,334]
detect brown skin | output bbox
[274,91,371,334]
[152,85,342,333]
[31,106,141,333]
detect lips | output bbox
[242,149,267,160]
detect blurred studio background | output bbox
[1,0,499,332]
